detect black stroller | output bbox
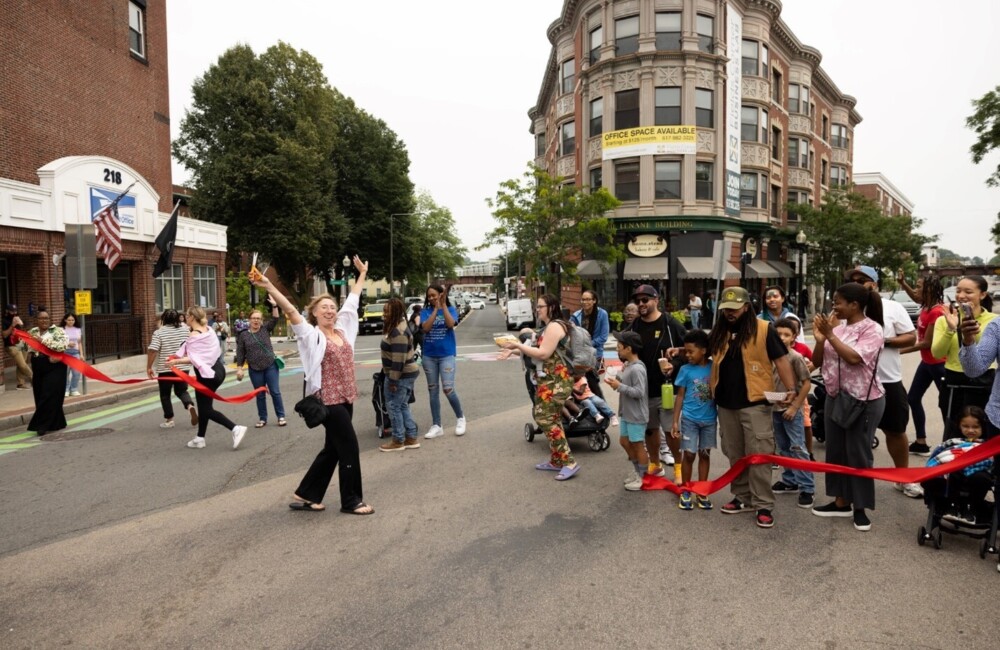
[917,452,999,561]
[518,333,611,453]
[372,370,417,439]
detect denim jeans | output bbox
[64,347,82,393]
[579,395,614,420]
[249,362,286,422]
[908,361,945,440]
[422,355,463,426]
[772,409,814,493]
[385,374,418,443]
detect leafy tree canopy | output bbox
[967,85,1000,188]
[480,165,623,292]
[400,191,467,293]
[791,189,933,292]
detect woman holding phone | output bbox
[419,285,466,439]
[930,275,997,439]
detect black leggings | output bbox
[295,403,363,509]
[193,360,236,438]
[158,371,193,419]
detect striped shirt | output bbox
[380,321,419,381]
[148,325,192,374]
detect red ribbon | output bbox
[14,330,267,404]
[643,434,1000,496]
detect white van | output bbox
[506,298,535,330]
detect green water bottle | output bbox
[661,383,674,410]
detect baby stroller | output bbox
[372,370,417,439]
[917,440,999,560]
[518,333,611,452]
[808,371,879,449]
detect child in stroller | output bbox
[918,405,998,556]
[518,330,611,451]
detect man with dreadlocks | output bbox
[708,287,797,528]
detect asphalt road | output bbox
[1,305,998,648]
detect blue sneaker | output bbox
[678,492,693,510]
[696,495,713,510]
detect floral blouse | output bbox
[820,318,884,401]
[28,325,68,353]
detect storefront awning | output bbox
[623,257,669,280]
[767,260,794,278]
[746,259,779,279]
[676,257,742,280]
[576,259,617,279]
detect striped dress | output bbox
[148,325,192,373]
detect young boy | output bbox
[670,329,717,510]
[605,331,648,491]
[782,317,816,459]
[770,318,814,508]
[573,376,618,425]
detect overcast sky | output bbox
[167,0,1000,262]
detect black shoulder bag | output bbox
[829,345,882,429]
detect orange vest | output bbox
[709,319,777,403]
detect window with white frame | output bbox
[614,160,639,201]
[193,265,217,308]
[590,98,603,137]
[697,15,714,53]
[787,137,810,169]
[830,165,848,188]
[741,106,768,143]
[561,58,575,94]
[831,123,849,149]
[695,88,714,128]
[696,162,714,200]
[655,87,681,125]
[655,12,681,51]
[155,264,184,314]
[789,84,810,115]
[740,172,768,209]
[655,161,681,200]
[128,1,145,59]
[589,26,603,64]
[615,16,639,56]
[742,40,768,77]
[560,121,575,156]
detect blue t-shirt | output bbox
[420,306,458,357]
[674,362,716,423]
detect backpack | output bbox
[556,321,597,376]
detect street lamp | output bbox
[342,254,350,303]
[795,230,808,316]
[390,212,426,297]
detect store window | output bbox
[655,87,681,125]
[615,89,640,130]
[655,12,681,51]
[655,161,681,199]
[615,16,639,56]
[94,263,132,314]
[614,160,639,201]
[193,265,217,308]
[155,264,184,314]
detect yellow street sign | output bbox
[75,290,92,315]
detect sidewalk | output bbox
[1,337,299,433]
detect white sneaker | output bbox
[70,390,81,396]
[609,415,619,427]
[65,391,70,397]
[902,483,924,499]
[455,417,467,436]
[624,471,643,491]
[232,425,247,450]
[594,414,605,424]
[159,420,176,429]
[186,437,206,449]
[660,449,675,466]
[424,424,444,439]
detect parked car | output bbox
[506,298,535,330]
[883,290,920,324]
[469,299,485,310]
[488,292,497,303]
[360,302,384,334]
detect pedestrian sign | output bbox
[75,290,92,315]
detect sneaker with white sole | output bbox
[186,437,206,449]
[902,483,924,499]
[455,417,467,436]
[853,509,872,532]
[424,424,444,439]
[232,425,247,450]
[624,471,643,491]
[70,390,81,396]
[609,415,619,427]
[159,420,176,429]
[594,414,605,424]
[660,449,675,466]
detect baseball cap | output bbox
[5,304,16,312]
[846,265,879,284]
[613,330,643,353]
[630,284,659,300]
[718,287,751,310]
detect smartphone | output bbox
[960,303,973,321]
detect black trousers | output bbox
[824,395,885,511]
[28,356,67,435]
[296,403,364,509]
[193,360,236,438]
[158,371,194,419]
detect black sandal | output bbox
[340,502,374,515]
[289,500,325,512]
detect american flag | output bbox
[93,183,134,270]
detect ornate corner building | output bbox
[530,0,860,309]
[0,1,227,370]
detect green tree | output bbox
[791,189,932,292]
[480,165,623,293]
[967,85,1000,188]
[935,247,966,266]
[400,191,466,294]
[173,42,345,303]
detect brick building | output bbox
[531,0,860,310]
[853,172,914,218]
[0,0,227,375]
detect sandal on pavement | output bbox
[535,461,561,471]
[554,464,580,481]
[255,420,267,428]
[277,417,288,427]
[340,503,375,515]
[289,500,325,512]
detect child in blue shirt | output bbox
[670,329,717,510]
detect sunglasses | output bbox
[637,297,655,304]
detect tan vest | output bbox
[709,319,777,403]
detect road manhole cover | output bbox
[41,428,115,441]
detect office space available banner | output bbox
[601,126,697,160]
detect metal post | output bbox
[390,215,394,297]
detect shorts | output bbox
[878,381,910,433]
[620,420,647,443]
[679,417,717,454]
[646,395,672,435]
